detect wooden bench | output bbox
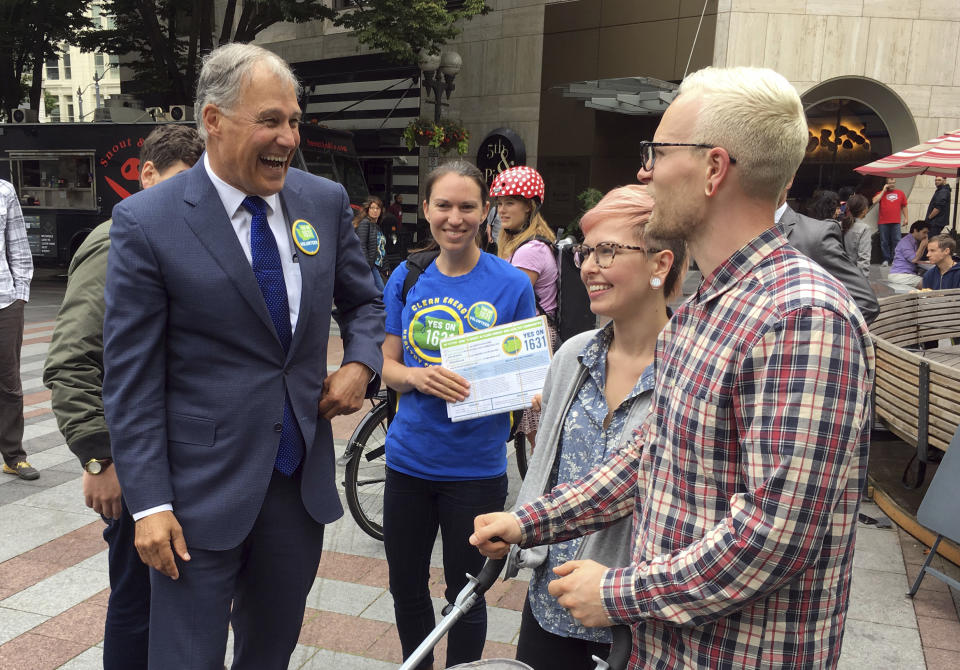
[871,290,960,487]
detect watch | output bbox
[83,458,113,475]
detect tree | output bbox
[77,0,489,106]
[0,1,92,118]
[336,1,489,65]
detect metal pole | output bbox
[94,77,102,110]
[76,87,83,122]
[952,167,958,235]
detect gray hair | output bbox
[678,66,807,202]
[194,43,302,141]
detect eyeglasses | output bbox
[639,141,737,172]
[572,242,647,269]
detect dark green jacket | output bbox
[42,220,112,465]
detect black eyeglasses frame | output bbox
[639,141,737,172]
[572,242,648,269]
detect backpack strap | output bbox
[514,236,557,324]
[389,249,441,415]
[401,249,441,305]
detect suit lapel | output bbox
[779,206,798,240]
[181,162,278,338]
[279,177,320,359]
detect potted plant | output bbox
[403,117,444,150]
[560,187,604,241]
[439,119,470,155]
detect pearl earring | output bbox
[650,277,663,289]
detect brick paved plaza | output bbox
[0,273,958,669]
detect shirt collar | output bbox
[203,153,280,218]
[774,202,788,224]
[578,322,656,396]
[697,226,788,305]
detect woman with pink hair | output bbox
[506,185,686,670]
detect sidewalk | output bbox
[0,282,956,668]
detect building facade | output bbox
[42,1,121,122]
[252,0,959,230]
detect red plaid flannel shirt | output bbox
[515,228,875,669]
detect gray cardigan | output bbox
[505,328,652,578]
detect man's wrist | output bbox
[132,504,174,521]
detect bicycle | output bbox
[342,389,531,542]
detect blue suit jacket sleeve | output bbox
[103,200,175,513]
[330,184,385,395]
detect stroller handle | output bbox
[605,625,632,670]
[473,556,507,596]
[473,558,633,670]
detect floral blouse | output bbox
[526,324,655,642]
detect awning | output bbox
[555,76,678,116]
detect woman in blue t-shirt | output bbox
[381,160,536,669]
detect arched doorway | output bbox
[791,77,918,211]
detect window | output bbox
[11,151,97,210]
[62,50,71,80]
[109,54,119,75]
[95,53,104,71]
[45,56,59,81]
[91,3,101,29]
[65,96,74,122]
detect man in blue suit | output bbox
[103,43,385,669]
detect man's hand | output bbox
[318,361,369,420]
[82,466,123,520]
[469,512,523,558]
[410,365,470,402]
[134,511,190,579]
[530,393,543,412]
[549,560,614,628]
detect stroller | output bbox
[398,557,632,670]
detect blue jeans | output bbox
[372,266,385,292]
[879,223,901,263]
[102,498,150,670]
[383,467,508,669]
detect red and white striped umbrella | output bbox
[856,129,960,232]
[855,129,960,178]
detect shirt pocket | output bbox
[661,381,734,484]
[166,412,216,447]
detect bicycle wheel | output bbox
[344,401,389,541]
[514,432,531,479]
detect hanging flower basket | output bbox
[403,118,444,150]
[438,119,470,156]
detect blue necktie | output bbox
[242,195,303,476]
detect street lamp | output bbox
[76,61,116,121]
[419,49,462,124]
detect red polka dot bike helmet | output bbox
[490,165,545,205]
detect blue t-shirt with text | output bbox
[384,252,536,480]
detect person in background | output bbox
[508,185,685,670]
[381,160,535,669]
[354,196,386,292]
[0,177,34,481]
[492,165,558,452]
[838,185,855,220]
[776,180,879,323]
[888,220,929,288]
[926,176,951,238]
[873,177,908,265]
[842,194,872,279]
[922,234,960,290]
[43,124,204,670]
[389,193,404,221]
